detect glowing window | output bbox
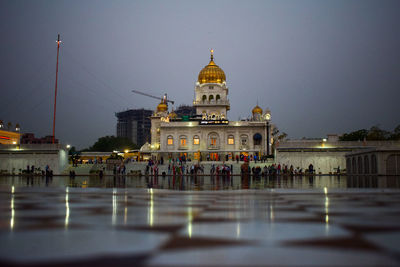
[193,136,200,145]
[228,135,234,145]
[211,138,217,146]
[167,136,173,145]
[180,138,187,146]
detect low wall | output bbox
[0,145,69,175]
[276,151,346,174]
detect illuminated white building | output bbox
[148,50,274,160]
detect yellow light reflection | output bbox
[236,223,241,239]
[112,188,117,225]
[269,203,274,222]
[65,187,69,228]
[188,206,193,238]
[324,187,329,234]
[148,188,154,227]
[10,186,15,230]
[124,192,128,225]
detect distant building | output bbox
[21,133,58,144]
[0,121,21,145]
[115,109,152,147]
[276,138,400,174]
[346,148,400,175]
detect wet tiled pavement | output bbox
[1,185,400,266]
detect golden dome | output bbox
[198,50,226,84]
[157,102,168,112]
[168,111,178,119]
[252,105,263,115]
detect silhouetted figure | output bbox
[308,164,314,175]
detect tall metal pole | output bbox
[267,121,270,156]
[52,34,61,144]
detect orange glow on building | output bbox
[0,130,21,145]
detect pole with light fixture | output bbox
[52,34,61,144]
[265,110,271,156]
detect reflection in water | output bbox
[148,188,154,226]
[124,191,128,225]
[187,195,193,238]
[65,187,69,228]
[10,185,15,230]
[187,206,193,238]
[112,188,117,225]
[324,187,329,235]
[0,175,399,190]
[269,202,274,222]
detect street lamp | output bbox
[66,144,71,149]
[264,110,271,156]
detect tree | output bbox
[339,129,368,141]
[389,125,400,140]
[86,136,138,152]
[68,146,78,155]
[366,125,390,141]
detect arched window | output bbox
[364,155,369,174]
[371,154,377,174]
[386,154,400,175]
[208,132,219,149]
[227,135,234,145]
[240,134,248,146]
[358,156,363,174]
[253,133,262,146]
[167,135,174,145]
[179,135,187,147]
[193,135,200,145]
[346,158,351,174]
[202,95,207,102]
[216,94,221,102]
[209,95,214,101]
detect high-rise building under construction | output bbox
[115,109,152,147]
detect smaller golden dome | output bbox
[157,102,168,112]
[252,105,263,115]
[168,111,178,119]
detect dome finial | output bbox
[210,49,214,61]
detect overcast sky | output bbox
[1,0,399,148]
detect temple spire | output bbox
[210,49,214,61]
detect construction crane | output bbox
[131,89,175,105]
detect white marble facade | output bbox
[149,51,272,160]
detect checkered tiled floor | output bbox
[1,186,400,266]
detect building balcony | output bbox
[208,145,220,150]
[193,100,230,106]
[178,145,189,150]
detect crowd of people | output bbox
[240,163,319,176]
[24,164,53,177]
